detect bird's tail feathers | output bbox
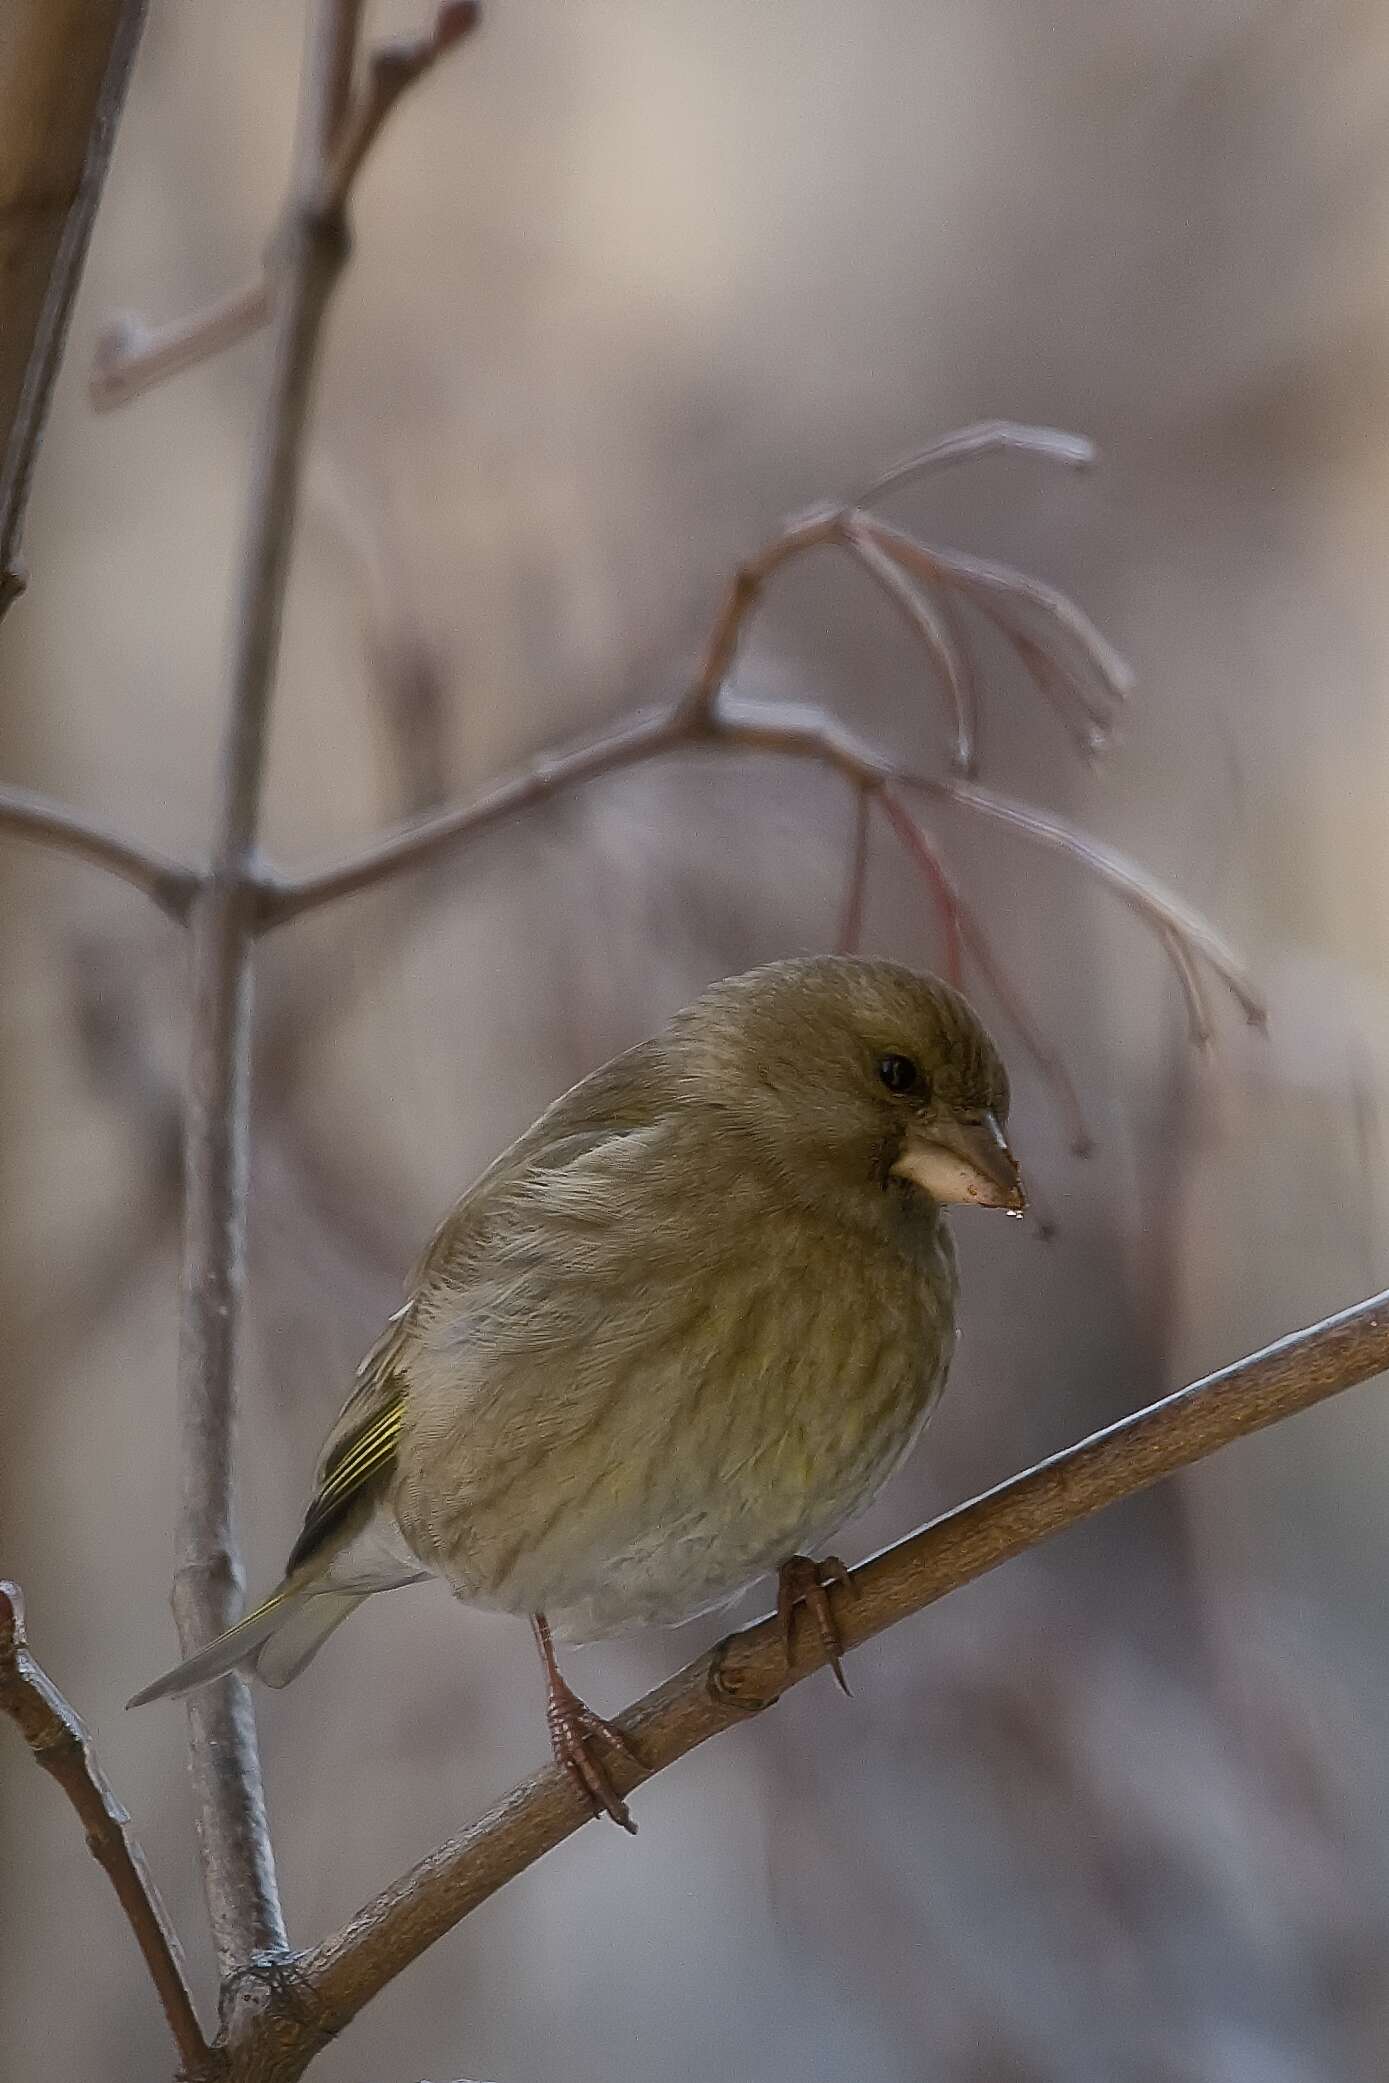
[253,1589,365,1688]
[127,1583,366,1706]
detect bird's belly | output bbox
[416,1279,952,1643]
[544,1368,939,1642]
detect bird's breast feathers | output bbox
[388,1110,958,1638]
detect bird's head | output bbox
[669,956,1025,1221]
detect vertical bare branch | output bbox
[0,0,148,613]
[170,0,482,1983]
[173,0,365,1976]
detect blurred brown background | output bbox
[6,3,1389,2079]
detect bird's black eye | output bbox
[878,1053,926,1097]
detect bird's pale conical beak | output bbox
[891,1111,1026,1212]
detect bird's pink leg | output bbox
[530,1613,639,1834]
[776,1554,858,1694]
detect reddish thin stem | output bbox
[878,782,964,986]
[837,785,874,954]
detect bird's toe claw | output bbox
[546,1687,639,1833]
[776,1553,856,1695]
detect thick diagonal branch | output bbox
[0,1584,210,2075]
[233,1289,1389,2078]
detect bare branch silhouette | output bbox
[0,783,199,916]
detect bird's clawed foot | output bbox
[545,1674,639,1834]
[776,1553,858,1694]
[532,1614,639,1834]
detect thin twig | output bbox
[318,2,481,214]
[90,280,271,413]
[229,1290,1389,2076]
[859,519,1134,752]
[677,508,836,725]
[255,703,700,923]
[840,518,980,774]
[837,785,873,954]
[935,780,1267,1026]
[0,1583,211,2076]
[0,783,200,917]
[877,782,965,986]
[850,419,1098,507]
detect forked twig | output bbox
[0,1584,211,2076]
[0,782,200,917]
[86,3,478,412]
[319,2,480,212]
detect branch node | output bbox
[706,1639,780,1717]
[220,1952,333,2042]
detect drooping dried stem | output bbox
[0,1583,211,2076]
[0,0,148,612]
[225,1289,1389,2079]
[841,518,980,773]
[936,780,1266,1027]
[850,418,1097,506]
[877,782,965,985]
[859,518,1134,753]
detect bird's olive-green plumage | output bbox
[130,956,1020,1706]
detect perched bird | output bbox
[132,956,1024,1829]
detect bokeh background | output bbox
[6,3,1389,2078]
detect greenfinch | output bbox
[132,956,1023,1829]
